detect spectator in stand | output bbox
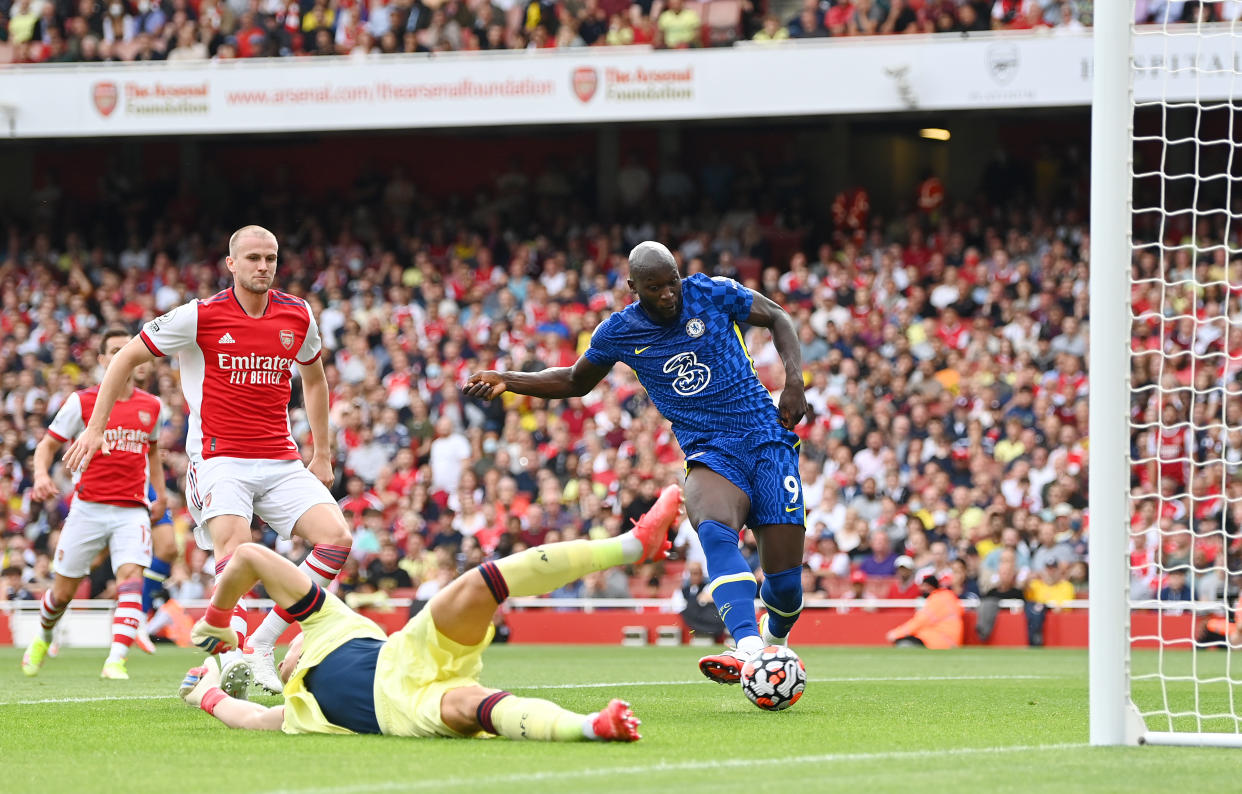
[165,21,206,59]
[1157,567,1192,604]
[883,0,928,33]
[752,14,788,42]
[577,0,607,44]
[605,12,634,44]
[1029,518,1074,572]
[351,507,387,558]
[981,527,1030,586]
[956,0,991,30]
[23,551,53,597]
[858,529,899,577]
[806,532,849,578]
[835,569,872,611]
[801,564,828,599]
[656,0,698,47]
[846,0,883,34]
[976,557,1024,642]
[1024,559,1074,646]
[2,565,31,601]
[101,2,135,47]
[948,558,979,604]
[367,542,415,593]
[790,5,826,36]
[917,539,952,584]
[885,555,921,598]
[677,561,726,641]
[338,475,385,524]
[429,417,472,499]
[1052,1,1084,32]
[9,0,38,44]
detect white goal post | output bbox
[1091,7,1242,747]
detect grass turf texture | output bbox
[3,645,1240,793]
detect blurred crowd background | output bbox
[11,0,1237,65]
[0,109,1233,648]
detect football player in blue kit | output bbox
[464,241,810,685]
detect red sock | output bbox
[111,578,143,648]
[302,544,350,584]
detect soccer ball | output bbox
[740,646,806,711]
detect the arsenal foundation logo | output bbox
[92,82,118,117]
[572,67,598,103]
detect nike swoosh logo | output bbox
[785,506,803,513]
[634,346,651,354]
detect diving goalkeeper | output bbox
[180,485,682,742]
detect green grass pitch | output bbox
[3,644,1240,793]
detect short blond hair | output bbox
[228,225,277,258]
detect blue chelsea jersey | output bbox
[148,483,172,526]
[583,273,785,451]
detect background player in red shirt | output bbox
[23,327,167,680]
[63,226,353,695]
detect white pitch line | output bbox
[258,742,1090,794]
[0,673,1062,705]
[518,673,1060,690]
[1,694,175,706]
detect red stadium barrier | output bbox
[498,608,1195,648]
[7,604,1189,649]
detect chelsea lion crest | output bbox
[686,318,705,338]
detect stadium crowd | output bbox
[0,140,1231,643]
[0,0,1151,65]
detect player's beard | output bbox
[238,274,272,294]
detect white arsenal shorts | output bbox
[186,456,337,550]
[55,500,152,578]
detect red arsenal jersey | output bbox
[139,288,322,460]
[1149,425,1191,486]
[47,386,160,508]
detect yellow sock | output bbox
[483,694,588,742]
[489,538,626,599]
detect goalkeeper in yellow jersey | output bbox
[179,485,682,742]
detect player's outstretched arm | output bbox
[745,291,809,429]
[213,700,285,731]
[30,434,65,502]
[182,663,285,731]
[463,356,611,401]
[62,337,156,473]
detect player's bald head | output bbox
[229,225,278,258]
[628,241,678,281]
[627,241,683,321]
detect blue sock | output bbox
[142,556,172,615]
[760,565,804,639]
[698,519,759,644]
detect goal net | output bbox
[1092,4,1242,747]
